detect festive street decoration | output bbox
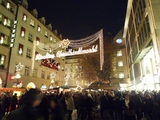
[41,58,60,70]
[35,45,98,60]
[61,39,70,48]
[50,72,56,79]
[56,45,98,58]
[35,52,55,60]
[16,62,24,72]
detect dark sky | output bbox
[27,0,127,39]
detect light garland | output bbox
[35,45,98,60]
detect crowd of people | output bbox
[0,89,160,120]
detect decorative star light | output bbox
[50,72,56,79]
[16,62,24,72]
[61,39,70,48]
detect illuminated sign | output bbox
[35,45,98,60]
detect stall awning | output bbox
[134,46,152,63]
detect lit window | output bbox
[6,2,10,9]
[28,33,33,42]
[30,19,34,27]
[26,48,32,58]
[22,14,27,22]
[0,55,5,66]
[44,31,48,37]
[20,27,25,37]
[0,14,2,22]
[18,44,23,55]
[0,34,4,44]
[53,38,56,43]
[37,25,41,32]
[41,71,45,79]
[117,50,122,56]
[33,68,37,77]
[50,36,53,41]
[118,61,123,67]
[3,18,7,25]
[119,73,124,78]
[24,66,30,76]
[7,19,11,27]
[36,37,40,45]
[0,33,8,45]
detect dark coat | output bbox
[7,105,45,120]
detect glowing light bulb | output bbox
[6,2,10,9]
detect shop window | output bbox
[24,66,30,76]
[26,48,31,58]
[119,73,124,78]
[0,54,5,66]
[33,68,37,77]
[30,19,34,27]
[22,14,27,22]
[117,50,122,56]
[28,33,33,42]
[37,25,41,32]
[18,44,23,55]
[50,36,53,41]
[41,71,45,79]
[44,31,48,37]
[118,61,123,67]
[20,27,25,38]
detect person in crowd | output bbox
[48,96,64,120]
[6,88,44,120]
[60,94,67,114]
[152,92,160,120]
[83,92,94,120]
[10,93,17,111]
[142,93,153,120]
[123,94,136,120]
[66,92,75,120]
[130,90,143,120]
[113,93,123,120]
[100,91,110,120]
[0,95,3,120]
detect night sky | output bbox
[27,0,127,39]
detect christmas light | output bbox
[35,52,55,60]
[16,62,24,72]
[56,45,98,58]
[50,72,56,79]
[61,39,70,48]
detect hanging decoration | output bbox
[35,45,98,60]
[35,29,104,70]
[50,72,56,79]
[16,62,24,72]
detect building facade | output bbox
[0,0,65,89]
[0,0,17,87]
[109,30,130,90]
[65,56,87,87]
[123,0,160,90]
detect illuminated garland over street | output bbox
[35,29,104,70]
[69,29,104,70]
